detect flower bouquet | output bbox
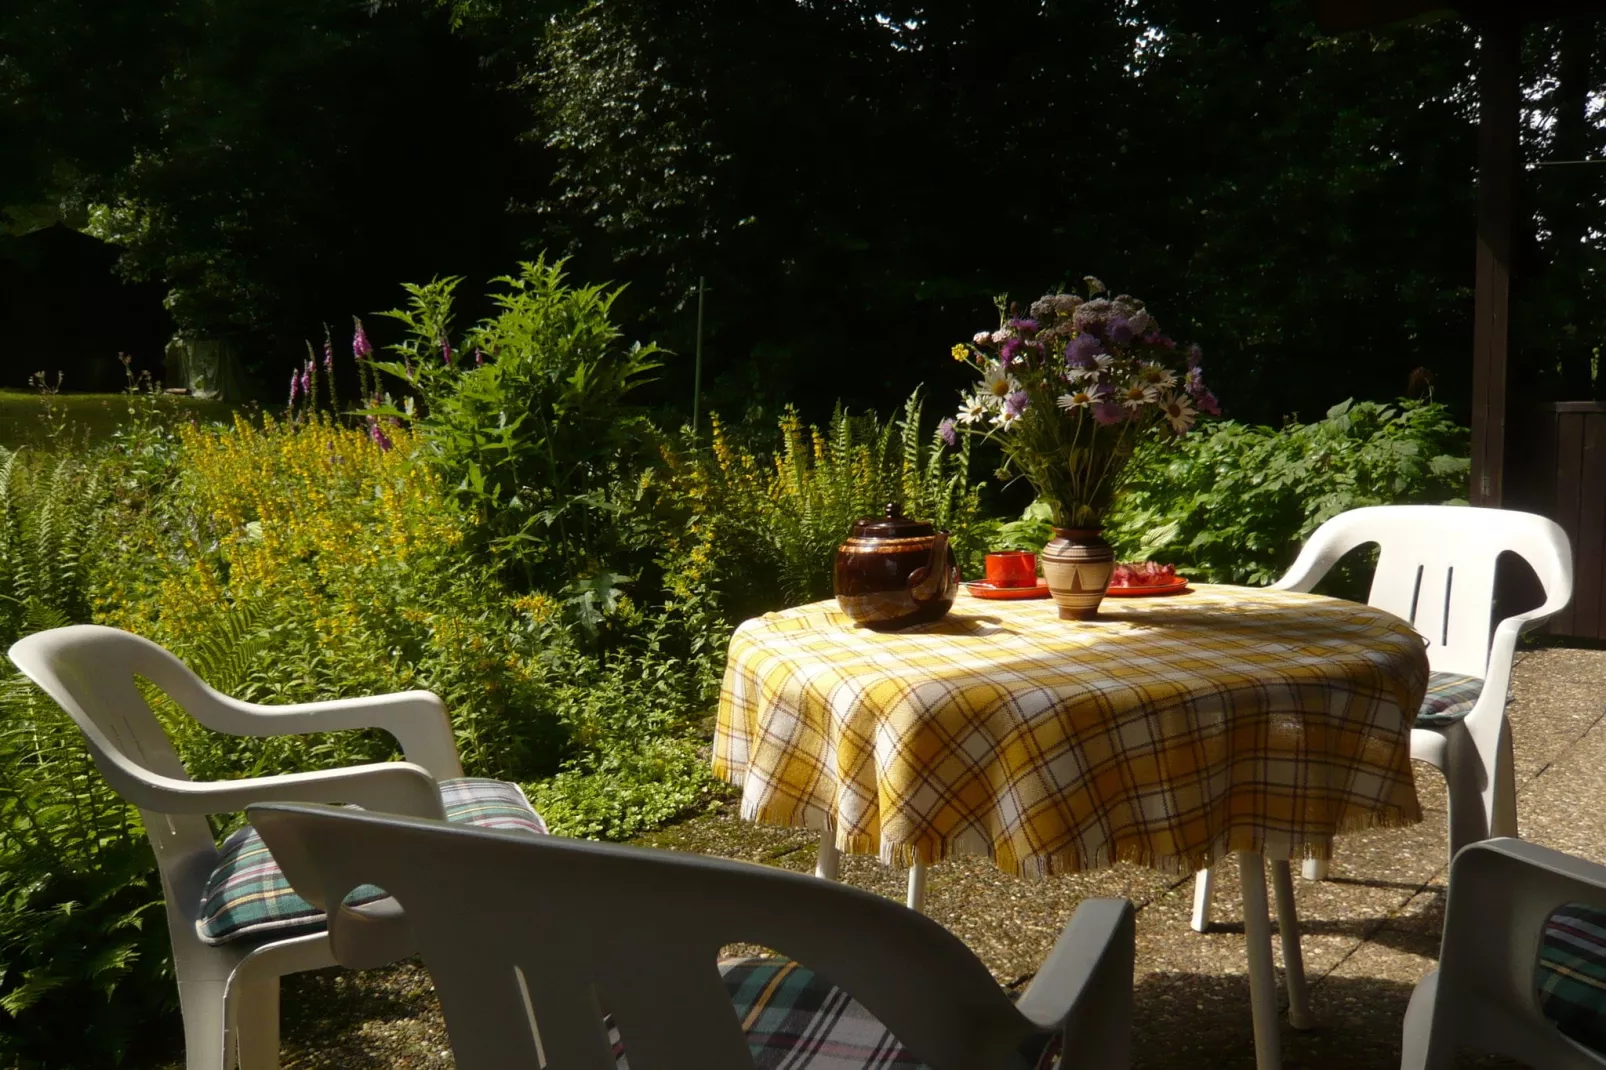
[945,279,1216,619]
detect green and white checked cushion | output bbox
[1415,671,1484,727]
[1538,903,1606,1055]
[196,776,546,946]
[610,957,1061,1069]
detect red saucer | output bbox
[1105,577,1191,597]
[964,579,1051,600]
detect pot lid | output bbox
[851,503,934,539]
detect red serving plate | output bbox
[964,579,1051,600]
[1105,577,1191,597]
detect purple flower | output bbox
[1092,401,1126,426]
[1184,366,1207,398]
[999,337,1023,365]
[938,417,957,447]
[1008,317,1039,337]
[473,348,485,367]
[1108,315,1135,346]
[1187,343,1203,368]
[300,362,312,397]
[1151,334,1177,350]
[367,417,393,451]
[289,369,301,406]
[352,318,373,359]
[1065,332,1104,366]
[1005,390,1030,415]
[441,335,454,365]
[1196,390,1222,417]
[322,339,335,372]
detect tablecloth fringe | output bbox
[737,796,1425,879]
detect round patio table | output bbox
[713,584,1429,1070]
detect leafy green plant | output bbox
[1103,398,1470,587]
[0,458,176,1066]
[370,258,663,597]
[650,389,988,619]
[523,737,728,842]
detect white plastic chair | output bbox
[7,624,487,1070]
[1402,838,1606,1069]
[1191,505,1573,933]
[249,799,1138,1070]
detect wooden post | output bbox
[1470,17,1521,507]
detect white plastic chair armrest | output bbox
[1440,839,1606,1021]
[184,689,463,781]
[106,759,447,821]
[1269,522,1372,593]
[1014,898,1135,1044]
[1465,598,1572,741]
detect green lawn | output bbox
[0,389,239,449]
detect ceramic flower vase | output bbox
[1040,528,1115,620]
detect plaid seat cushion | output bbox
[1538,903,1606,1054]
[1415,671,1484,727]
[196,776,546,946]
[611,957,1058,1069]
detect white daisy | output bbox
[1120,382,1158,410]
[994,407,1021,430]
[1136,362,1177,391]
[981,363,1020,402]
[1057,389,1095,411]
[1160,392,1197,433]
[957,396,989,425]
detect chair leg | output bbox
[1238,852,1283,1070]
[1270,861,1313,1030]
[177,979,229,1070]
[1190,868,1215,932]
[1443,738,1493,860]
[815,834,840,881]
[1301,857,1330,881]
[1487,724,1518,840]
[232,978,281,1070]
[906,862,927,912]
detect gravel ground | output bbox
[143,646,1606,1070]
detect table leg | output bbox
[1190,867,1216,932]
[1270,860,1314,1030]
[815,834,840,881]
[906,862,927,912]
[1238,851,1282,1070]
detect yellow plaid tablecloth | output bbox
[714,584,1429,877]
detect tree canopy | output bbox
[3,0,1602,423]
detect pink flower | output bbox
[289,369,300,406]
[352,318,373,359]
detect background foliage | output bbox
[1104,398,1472,586]
[5,1,1603,412]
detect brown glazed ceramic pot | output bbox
[1040,527,1115,620]
[833,503,959,630]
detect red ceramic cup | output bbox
[984,551,1038,588]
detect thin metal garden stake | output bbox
[692,276,706,443]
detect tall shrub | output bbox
[369,258,662,600]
